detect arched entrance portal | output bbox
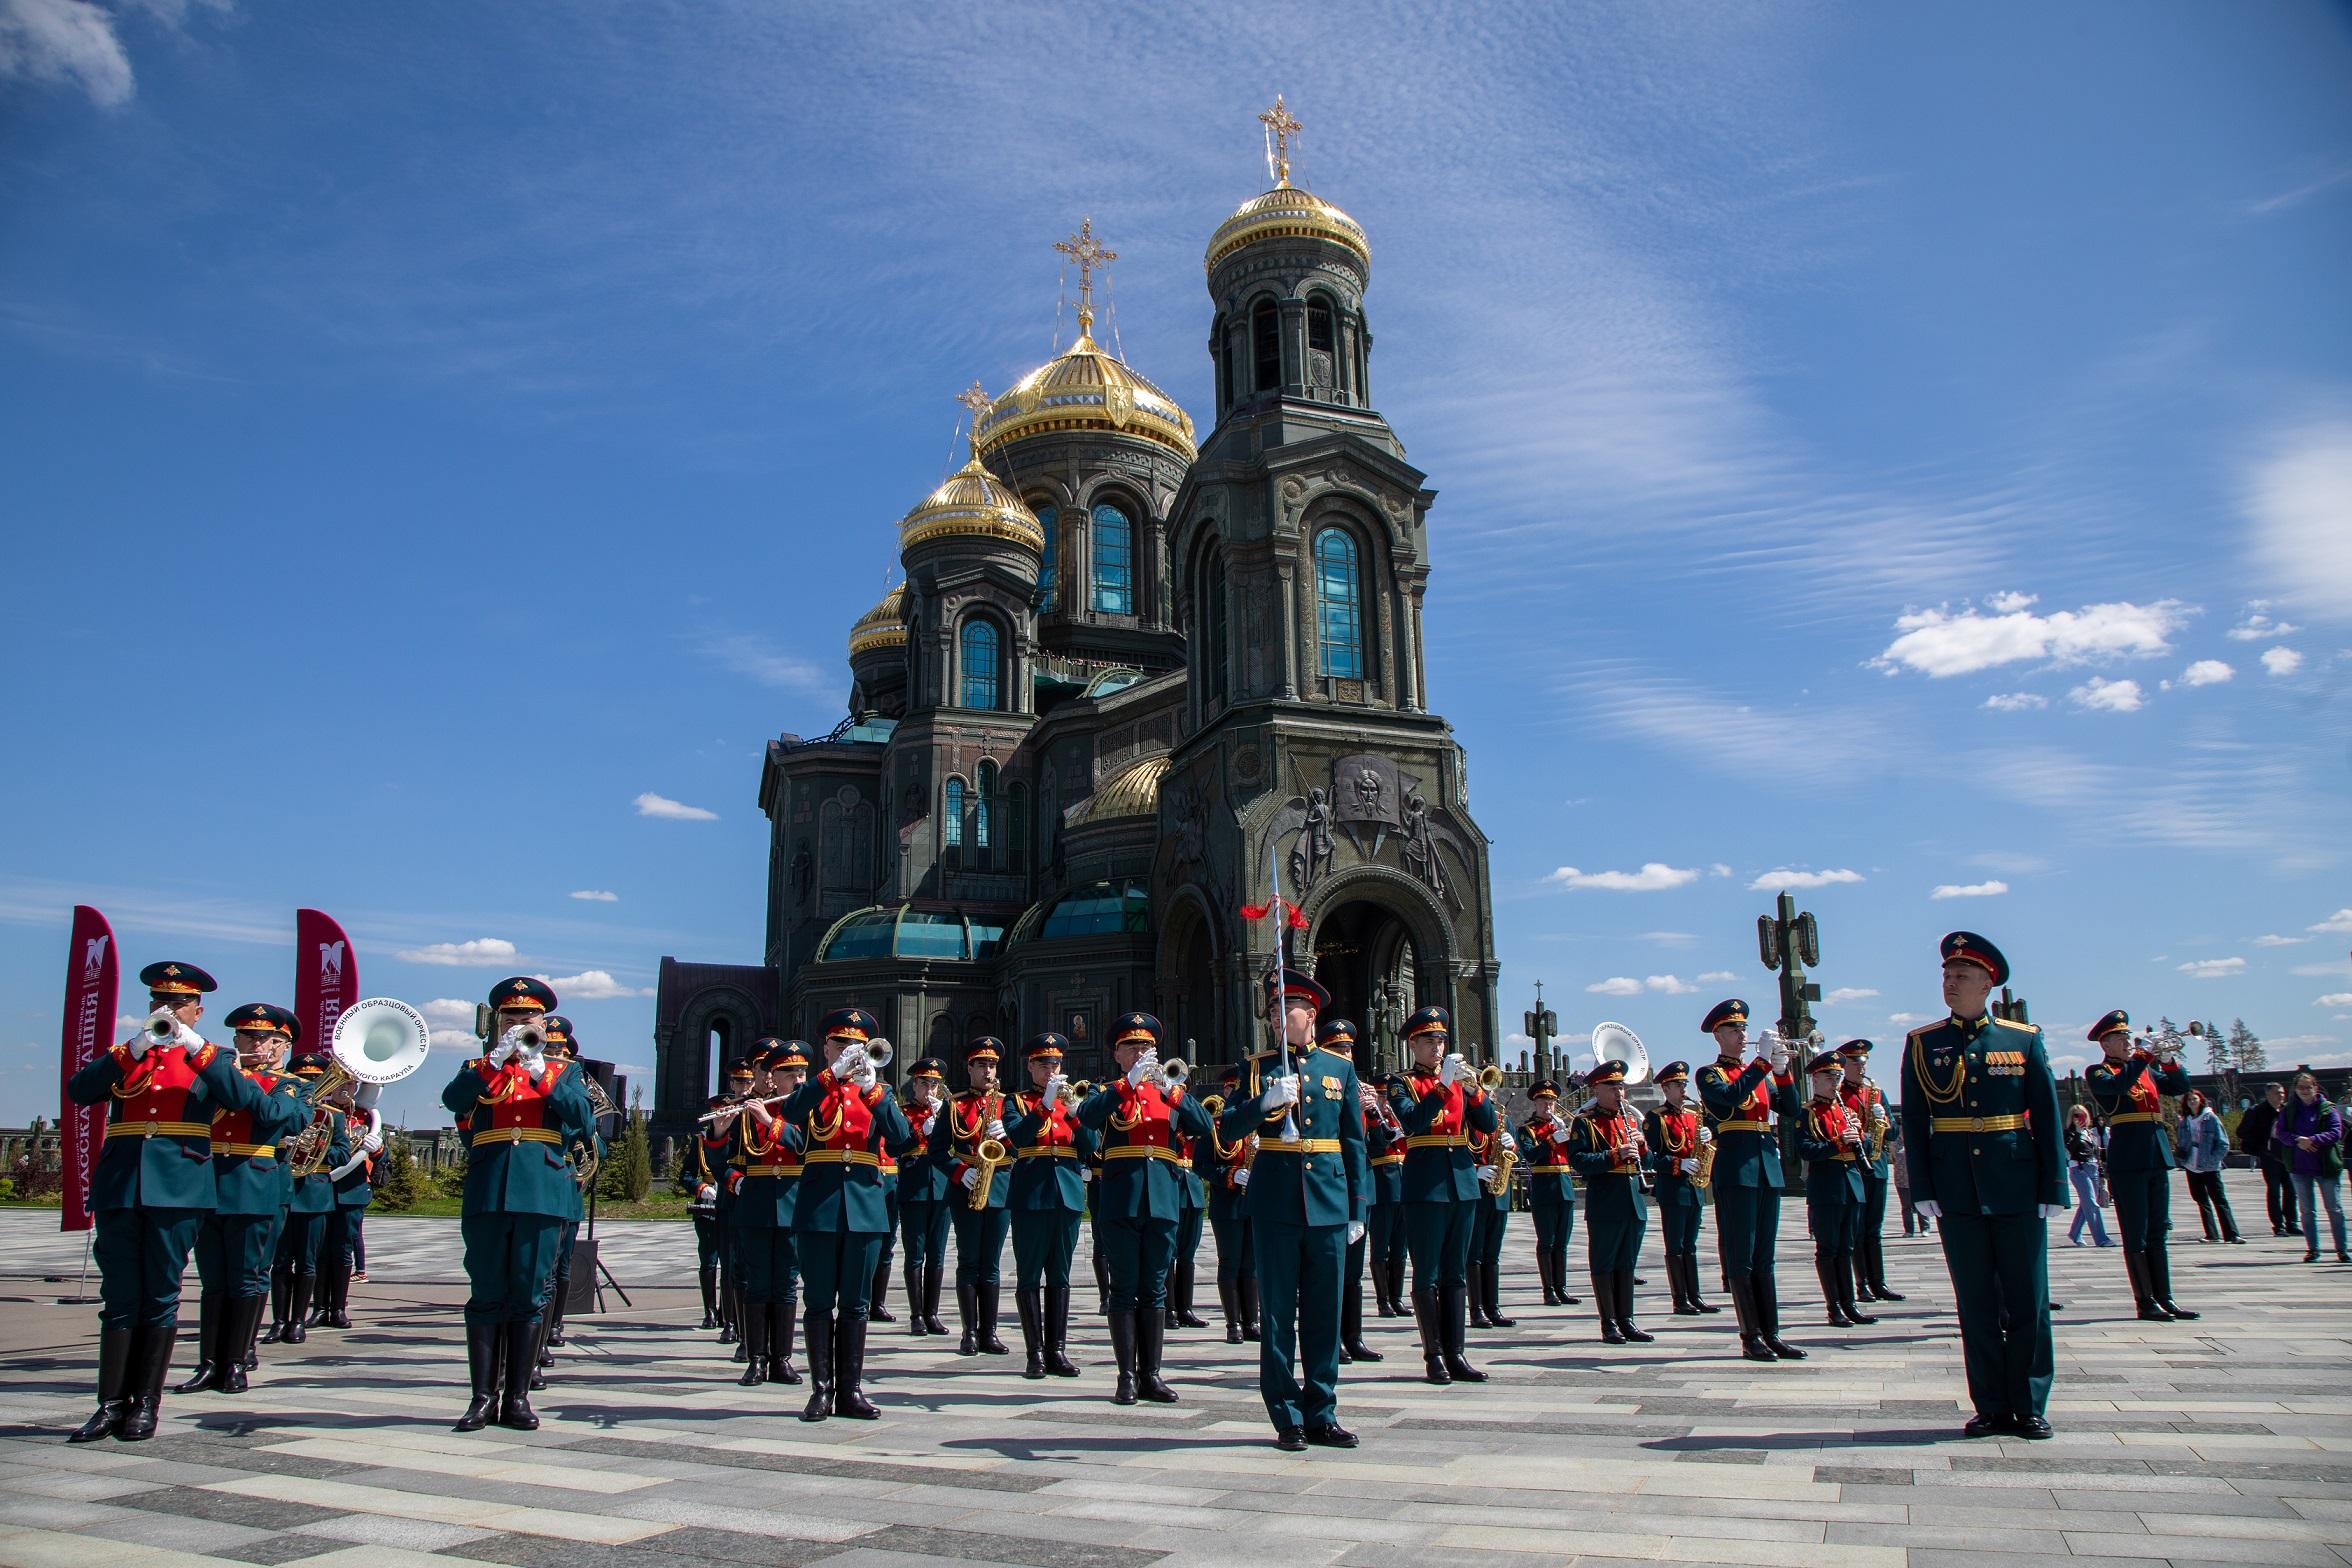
[1311,899,1425,1074]
[1155,892,1221,1060]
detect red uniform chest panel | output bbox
[1024,1096,1078,1147]
[2125,1070,2159,1113]
[114,1045,206,1125]
[1524,1125,1570,1167]
[479,1066,558,1129]
[1654,1110,1698,1155]
[1113,1085,1177,1146]
[1411,1073,1462,1133]
[818,1085,874,1150]
[211,1071,274,1140]
[1812,1101,1854,1140]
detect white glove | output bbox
[2037,1203,2066,1219]
[1347,1221,1366,1245]
[1678,1157,1699,1176]
[1081,1166,1095,1182]
[173,1022,204,1048]
[1439,1053,1466,1087]
[1474,1164,1497,1185]
[1125,1048,1159,1089]
[1499,1131,1519,1155]
[1045,1073,1069,1107]
[123,1029,152,1062]
[697,1184,716,1203]
[360,1131,384,1156]
[960,1167,980,1190]
[487,1038,518,1066]
[1232,1166,1251,1188]
[1263,1074,1301,1113]
[1912,1200,1942,1220]
[1771,1049,1793,1075]
[985,1117,1007,1140]
[520,1045,547,1075]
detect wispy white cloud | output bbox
[2226,603,2301,642]
[2180,659,2233,687]
[1636,931,1697,946]
[1873,596,2188,678]
[395,937,518,967]
[1559,663,1898,788]
[1697,970,1738,984]
[0,0,134,108]
[1748,867,1862,892]
[1982,692,2048,712]
[1821,987,1879,1006]
[534,969,654,1000]
[2251,934,2306,947]
[2315,993,2352,1008]
[1587,974,1696,996]
[2260,646,2303,676]
[2176,957,2245,979]
[2246,163,2352,216]
[635,791,718,822]
[1931,880,2009,899]
[1887,1012,1935,1026]
[568,889,620,903]
[2311,910,2352,934]
[2243,421,2352,622]
[1545,862,1698,892]
[2068,676,2144,713]
[1587,976,1644,997]
[693,632,834,695]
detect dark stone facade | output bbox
[651,166,1499,1140]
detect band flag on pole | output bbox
[58,905,116,1234]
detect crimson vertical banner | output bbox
[294,908,357,1062]
[58,905,117,1234]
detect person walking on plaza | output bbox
[271,1056,348,1346]
[1696,998,1804,1362]
[1394,1003,1500,1385]
[2239,1081,2298,1238]
[2275,1072,2348,1263]
[1900,931,2063,1440]
[2064,1105,2114,1248]
[2086,1009,2199,1321]
[2175,1091,2242,1244]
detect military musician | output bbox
[318,1069,379,1333]
[732,1038,809,1389]
[1165,1069,1213,1335]
[272,1055,349,1345]
[1799,1048,1876,1329]
[680,1092,730,1329]
[1696,998,1805,1362]
[1837,1040,1903,1304]
[1642,1062,1714,1315]
[896,1055,956,1335]
[1467,1113,1518,1331]
[1368,1071,1410,1318]
[530,1014,600,1381]
[1394,1003,1498,1386]
[1518,1079,1581,1308]
[1206,1062,1260,1344]
[714,1055,755,1349]
[1566,1058,1653,1343]
[1006,1032,1090,1380]
[2086,1008,2199,1322]
[939,1035,1013,1355]
[1899,931,2063,1439]
[1315,1017,1384,1361]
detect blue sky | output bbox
[3,0,2349,1129]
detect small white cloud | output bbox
[1644,974,1697,995]
[1636,931,1697,946]
[695,632,834,695]
[1822,987,1880,1006]
[635,791,718,822]
[2068,676,2144,713]
[2180,659,2234,687]
[1887,1012,1935,1026]
[1931,880,2010,900]
[395,937,519,967]
[113,1013,145,1035]
[1587,976,1644,996]
[2243,423,2352,621]
[1502,1031,1535,1049]
[420,999,477,1026]
[0,0,134,109]
[2260,646,2303,676]
[2251,934,2307,947]
[2226,604,2301,641]
[2310,909,2352,934]
[533,969,654,1000]
[1874,597,2187,678]
[2176,957,2246,979]
[568,889,620,903]
[1545,862,1699,892]
[1984,590,2038,614]
[1697,970,1738,984]
[2316,993,2352,1008]
[1748,868,1863,891]
[1709,863,1734,878]
[1982,692,2048,712]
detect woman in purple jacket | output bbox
[2274,1073,2347,1263]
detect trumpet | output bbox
[967,1137,1009,1210]
[143,1009,180,1044]
[1476,1063,1504,1092]
[1160,1057,1189,1090]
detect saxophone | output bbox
[1694,1123,1718,1191]
[1484,1133,1517,1197]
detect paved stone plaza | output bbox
[0,1170,2345,1568]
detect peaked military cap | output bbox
[2088,1008,2131,1042]
[1585,1059,1628,1087]
[223,1002,300,1043]
[141,960,218,997]
[1701,998,1749,1035]
[1025,1031,1070,1061]
[964,1036,1005,1063]
[540,1014,576,1055]
[1528,1078,1561,1099]
[1316,1017,1357,1050]
[1653,1060,1689,1086]
[1269,972,1330,1013]
[1112,1011,1162,1048]
[289,1056,329,1078]
[1219,1063,1243,1087]
[908,1056,948,1082]
[1838,1037,1873,1057]
[1940,930,2009,986]
[819,1006,878,1042]
[1403,1005,1451,1041]
[723,1057,756,1081]
[1806,1049,1843,1076]
[761,1038,814,1070]
[490,975,556,1012]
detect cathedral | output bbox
[652,103,1499,1139]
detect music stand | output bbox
[570,1062,633,1312]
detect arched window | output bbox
[1202,545,1229,705]
[1307,299,1334,352]
[974,760,996,869]
[1251,299,1281,394]
[958,617,1000,709]
[1314,527,1364,680]
[1090,502,1133,615]
[943,776,965,861]
[1033,504,1058,612]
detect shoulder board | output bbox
[1246,1048,1277,1062]
[1905,1023,1940,1041]
[1992,1017,2037,1033]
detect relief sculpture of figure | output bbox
[1401,794,1446,901]
[1284,787,1335,897]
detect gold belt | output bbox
[1369,1154,1403,1167]
[1714,1120,1770,1133]
[1017,1146,1077,1158]
[1404,1134,1467,1149]
[106,1122,212,1139]
[1105,1145,1179,1162]
[1529,1165,1575,1176]
[744,1163,801,1177]
[472,1126,560,1146]
[803,1149,879,1167]
[1930,1114,2027,1133]
[1262,1138,1343,1154]
[213,1142,277,1158]
[2106,1112,2158,1125]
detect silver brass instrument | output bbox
[571,1069,619,1188]
[1160,1057,1190,1091]
[1589,1021,1653,1191]
[291,998,432,1178]
[143,1008,180,1044]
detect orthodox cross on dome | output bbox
[956,380,992,453]
[1259,94,1303,187]
[1053,216,1116,335]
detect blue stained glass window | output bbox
[959,618,1000,709]
[895,912,968,959]
[1315,527,1364,680]
[943,778,964,851]
[1038,881,1152,939]
[1091,503,1133,615]
[1034,505,1058,611]
[975,760,996,860]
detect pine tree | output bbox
[2203,1023,2231,1075]
[371,1131,425,1211]
[2155,1015,2184,1057]
[2228,1018,2267,1072]
[599,1089,653,1202]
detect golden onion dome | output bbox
[975,310,1197,462]
[847,586,905,659]
[1067,753,1169,826]
[1205,179,1369,276]
[898,454,1044,556]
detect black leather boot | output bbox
[904,1262,927,1336]
[868,1256,896,1323]
[176,1293,223,1394]
[1044,1284,1079,1376]
[68,1325,134,1443]
[1818,1253,1857,1327]
[1136,1309,1177,1403]
[527,1309,551,1392]
[260,1262,290,1344]
[1756,1271,1805,1359]
[718,1282,738,1345]
[2147,1240,2198,1319]
[922,1261,948,1336]
[219,1295,263,1392]
[1685,1254,1720,1314]
[1616,1270,1654,1342]
[542,1289,566,1353]
[1596,1271,1627,1344]
[736,1298,768,1387]
[454,1322,501,1431]
[1342,1272,1381,1362]
[1220,1276,1245,1344]
[1466,1260,1492,1328]
[241,1288,263,1371]
[1835,1250,1878,1325]
[1727,1273,1775,1361]
[977,1282,1008,1354]
[2124,1249,2169,1320]
[1664,1254,1695,1315]
[1092,1251,1110,1315]
[699,1265,720,1329]
[1018,1287,1046,1379]
[1374,1252,1400,1315]
[1164,1269,1180,1331]
[835,1313,878,1419]
[115,1324,175,1442]
[769,1296,802,1385]
[1866,1236,1904,1301]
[498,1320,539,1429]
[1483,1257,1516,1328]
[1413,1288,1450,1384]
[323,1256,353,1329]
[1108,1308,1138,1405]
[282,1276,312,1344]
[955,1282,980,1355]
[1239,1275,1261,1341]
[1387,1256,1407,1317]
[1175,1260,1209,1328]
[800,1310,834,1421]
[1441,1283,1486,1381]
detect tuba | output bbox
[571,1068,619,1188]
[295,998,433,1177]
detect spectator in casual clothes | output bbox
[2174,1092,2241,1244]
[2237,1083,2298,1237]
[2065,1105,2114,1248]
[2275,1073,2348,1263]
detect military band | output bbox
[1007,1032,1090,1380]
[940,1036,1013,1356]
[730,1038,809,1389]
[1837,1040,1904,1305]
[1394,1003,1498,1386]
[2086,1007,2200,1322]
[1566,1058,1652,1343]
[179,1003,308,1396]
[271,1055,349,1346]
[1642,1063,1713,1315]
[1696,998,1806,1363]
[1799,1049,1875,1329]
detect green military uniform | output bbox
[2085,1009,2199,1321]
[1695,997,1805,1361]
[1641,1063,1712,1315]
[1521,1085,1582,1308]
[896,1058,956,1337]
[1006,1033,1092,1380]
[679,1095,732,1329]
[320,1113,375,1332]
[732,1038,808,1390]
[1899,932,2063,1437]
[1798,1052,1875,1330]
[1168,1109,1211,1331]
[1466,1122,1516,1329]
[534,1019,603,1369]
[1394,1004,1501,1386]
[1079,1014,1214,1405]
[1215,1001,1368,1450]
[1206,1066,1259,1343]
[271,1059,349,1345]
[1565,1061,1652,1343]
[182,1004,309,1397]
[1837,1041,1904,1304]
[1367,1074,1409,1316]
[711,1059,755,1350]
[63,960,270,1443]
[775,1009,916,1421]
[935,1037,1013,1356]
[1315,1020,1384,1361]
